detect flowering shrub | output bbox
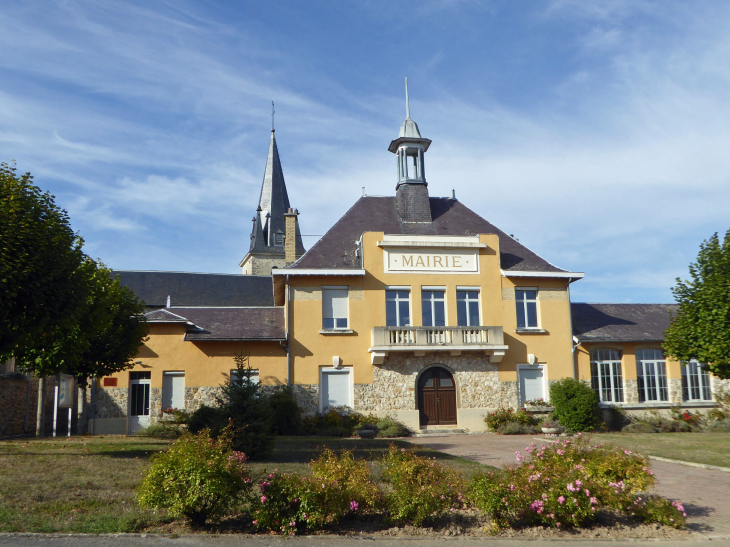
[137,426,252,525]
[249,472,356,534]
[627,496,687,528]
[484,407,537,432]
[468,435,669,529]
[380,445,465,526]
[310,448,384,511]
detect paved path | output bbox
[409,433,730,538]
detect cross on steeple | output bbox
[271,101,275,132]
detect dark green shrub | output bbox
[302,414,322,435]
[497,422,539,435]
[187,353,274,460]
[659,419,692,433]
[381,445,466,526]
[706,418,730,432]
[268,386,302,436]
[601,405,630,431]
[548,378,599,432]
[137,426,252,525]
[135,422,184,439]
[623,421,658,433]
[377,416,412,437]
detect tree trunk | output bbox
[36,376,46,437]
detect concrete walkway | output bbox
[409,433,730,538]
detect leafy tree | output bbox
[664,230,730,378]
[0,162,85,360]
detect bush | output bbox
[187,405,227,437]
[468,435,666,529]
[629,497,687,528]
[377,416,412,437]
[497,422,539,435]
[600,405,630,431]
[484,407,537,432]
[380,445,465,526]
[135,422,184,439]
[622,421,658,433]
[268,386,302,436]
[137,426,252,525]
[706,418,730,432]
[549,378,599,432]
[310,448,384,512]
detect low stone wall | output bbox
[94,387,128,419]
[185,386,224,413]
[0,376,28,436]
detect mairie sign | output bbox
[385,249,478,273]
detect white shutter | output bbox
[519,367,544,404]
[163,372,185,410]
[323,289,348,320]
[322,370,351,409]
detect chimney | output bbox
[284,207,298,265]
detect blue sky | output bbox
[2,0,729,303]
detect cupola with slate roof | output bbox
[240,128,305,275]
[389,78,433,223]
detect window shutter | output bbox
[323,371,351,408]
[323,289,348,319]
[163,372,185,409]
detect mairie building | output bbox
[87,102,727,435]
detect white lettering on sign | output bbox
[385,249,478,273]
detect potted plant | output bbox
[541,419,563,435]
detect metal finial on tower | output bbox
[271,101,275,132]
[405,77,410,119]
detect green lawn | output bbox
[589,432,730,468]
[0,434,491,533]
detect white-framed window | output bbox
[320,367,353,412]
[230,369,259,385]
[635,349,668,403]
[162,371,186,410]
[322,287,348,330]
[515,288,538,329]
[590,349,624,403]
[386,288,411,326]
[682,359,712,401]
[421,288,446,327]
[517,364,546,406]
[456,289,480,326]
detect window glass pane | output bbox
[516,302,526,328]
[439,376,453,387]
[700,366,712,401]
[516,290,525,302]
[657,362,668,401]
[468,301,480,326]
[457,300,467,326]
[636,361,646,403]
[323,318,334,329]
[612,362,624,402]
[422,294,433,326]
[386,299,397,326]
[434,299,445,326]
[398,301,410,326]
[526,302,537,327]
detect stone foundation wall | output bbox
[289,384,319,415]
[184,386,224,413]
[623,379,640,404]
[94,387,127,419]
[354,353,517,413]
[668,378,683,403]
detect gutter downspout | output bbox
[567,278,578,379]
[286,274,290,386]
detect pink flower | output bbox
[260,495,268,503]
[558,496,565,504]
[575,480,583,488]
[268,473,274,479]
[509,484,515,491]
[556,522,561,528]
[252,520,258,525]
[290,522,296,527]
[584,489,590,496]
[590,497,598,505]
[557,449,564,456]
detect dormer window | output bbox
[274,231,284,246]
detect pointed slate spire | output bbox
[257,131,291,248]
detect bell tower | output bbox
[389,78,433,223]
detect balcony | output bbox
[369,326,508,365]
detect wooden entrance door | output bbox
[418,367,457,427]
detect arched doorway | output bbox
[417,367,457,427]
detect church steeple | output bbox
[240,127,305,275]
[389,78,432,223]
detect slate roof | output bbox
[290,196,569,273]
[571,303,678,343]
[144,307,285,341]
[113,271,274,308]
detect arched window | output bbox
[635,348,668,402]
[590,349,624,403]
